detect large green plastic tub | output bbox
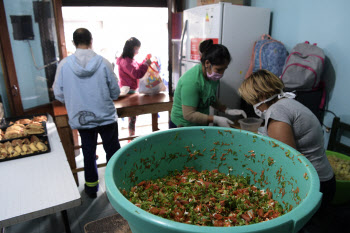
[106,127,322,233]
[326,150,350,205]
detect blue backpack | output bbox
[245,34,288,78]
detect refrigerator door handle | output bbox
[179,20,188,77]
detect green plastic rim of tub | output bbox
[326,150,350,205]
[106,127,322,233]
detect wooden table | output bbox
[52,92,173,185]
[0,115,81,233]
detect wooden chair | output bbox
[327,117,350,156]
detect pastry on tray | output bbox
[29,135,48,152]
[32,115,47,123]
[14,119,33,124]
[7,115,47,126]
[0,143,7,159]
[5,141,20,158]
[0,135,48,160]
[3,124,28,139]
[7,124,25,130]
[1,122,45,140]
[0,152,6,159]
[25,122,45,134]
[26,122,43,129]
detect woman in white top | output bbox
[239,70,335,231]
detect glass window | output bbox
[4,0,59,110]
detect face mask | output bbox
[253,91,296,118]
[206,65,223,81]
[253,102,271,118]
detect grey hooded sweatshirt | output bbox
[53,49,120,129]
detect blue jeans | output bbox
[78,121,121,194]
[169,120,177,129]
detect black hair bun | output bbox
[199,39,214,54]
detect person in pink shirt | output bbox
[116,37,151,137]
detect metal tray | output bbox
[0,135,51,162]
[0,113,48,129]
[0,121,47,143]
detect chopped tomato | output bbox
[124,168,287,227]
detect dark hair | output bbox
[121,37,141,59]
[199,39,231,65]
[73,28,92,46]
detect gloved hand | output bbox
[225,108,247,118]
[213,115,233,128]
[145,54,152,65]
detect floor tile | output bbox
[4,218,41,233]
[78,209,118,233]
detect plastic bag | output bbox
[119,86,130,97]
[138,61,166,95]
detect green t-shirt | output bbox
[171,64,219,127]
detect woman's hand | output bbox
[145,54,152,65]
[225,108,247,118]
[213,115,233,127]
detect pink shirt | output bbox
[116,57,149,90]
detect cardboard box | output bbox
[197,0,245,6]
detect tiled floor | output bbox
[3,113,169,233]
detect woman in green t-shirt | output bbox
[170,39,246,128]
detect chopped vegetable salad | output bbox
[122,168,285,226]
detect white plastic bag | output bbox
[119,86,130,97]
[138,62,166,95]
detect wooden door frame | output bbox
[53,0,184,96]
[53,0,67,59]
[168,0,173,95]
[0,34,14,116]
[0,0,24,116]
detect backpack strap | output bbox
[319,81,326,109]
[261,34,272,40]
[245,41,257,79]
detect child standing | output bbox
[116,37,151,137]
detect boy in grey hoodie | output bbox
[53,28,120,198]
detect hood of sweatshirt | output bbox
[68,49,103,77]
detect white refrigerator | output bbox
[177,2,270,110]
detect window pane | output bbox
[4,0,59,110]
